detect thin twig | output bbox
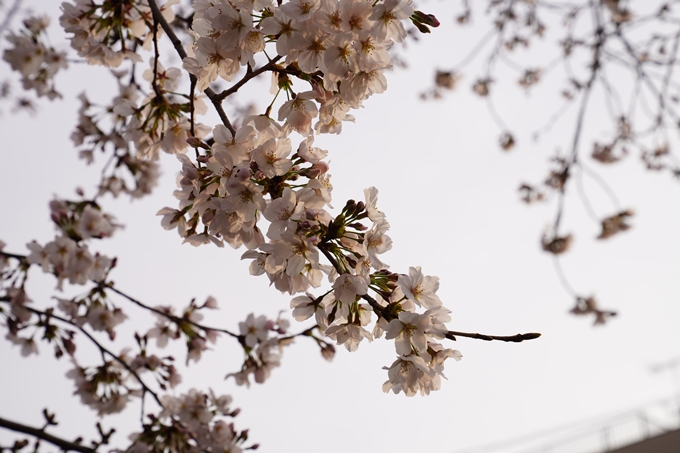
[445,331,541,342]
[317,226,538,340]
[451,28,497,73]
[574,166,601,224]
[0,416,96,453]
[151,16,164,100]
[552,256,577,298]
[278,324,324,342]
[553,1,604,235]
[104,284,240,338]
[578,160,621,210]
[216,57,283,101]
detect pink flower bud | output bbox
[311,161,329,175]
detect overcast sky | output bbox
[1,1,680,453]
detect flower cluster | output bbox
[66,360,138,416]
[127,389,253,453]
[229,313,291,386]
[57,293,126,340]
[157,122,328,252]
[0,0,554,451]
[156,115,461,393]
[3,16,68,99]
[143,297,220,364]
[123,59,211,160]
[24,200,117,288]
[382,298,462,396]
[57,0,421,166]
[187,0,415,135]
[0,196,122,361]
[59,0,178,67]
[2,0,465,405]
[72,90,161,198]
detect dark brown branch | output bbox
[2,250,239,339]
[146,0,235,134]
[216,57,283,101]
[150,16,164,100]
[282,324,316,339]
[317,244,340,270]
[279,324,324,343]
[445,331,541,343]
[104,284,239,338]
[189,76,198,157]
[0,416,96,453]
[318,238,538,337]
[361,293,391,319]
[0,250,27,261]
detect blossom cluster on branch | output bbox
[0,0,539,451]
[417,0,680,322]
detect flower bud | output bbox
[203,296,218,309]
[302,166,321,179]
[186,136,209,149]
[412,10,440,27]
[321,343,335,361]
[311,161,329,175]
[343,200,356,214]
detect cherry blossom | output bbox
[398,266,443,309]
[0,2,548,451]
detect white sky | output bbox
[1,1,680,453]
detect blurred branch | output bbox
[0,0,22,36]
[0,416,96,453]
[104,284,240,338]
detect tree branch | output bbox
[317,233,540,341]
[145,0,235,134]
[0,300,163,408]
[216,57,283,101]
[0,416,96,453]
[445,331,541,342]
[0,0,22,37]
[104,284,240,338]
[0,250,27,261]
[554,13,603,234]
